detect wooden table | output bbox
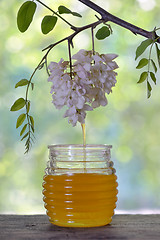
[0,214,160,239]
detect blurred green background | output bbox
[0,0,160,213]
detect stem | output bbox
[24,58,45,152]
[91,27,95,54]
[35,0,77,30]
[68,40,73,79]
[25,62,43,102]
[45,58,50,77]
[78,0,160,43]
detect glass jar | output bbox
[42,144,118,227]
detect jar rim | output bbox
[48,144,112,149]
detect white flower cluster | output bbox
[48,49,118,126]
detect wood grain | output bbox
[0,214,160,240]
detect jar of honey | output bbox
[42,144,118,227]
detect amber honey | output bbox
[43,173,118,227]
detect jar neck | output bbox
[48,144,112,159]
[46,144,114,175]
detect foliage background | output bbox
[0,0,160,213]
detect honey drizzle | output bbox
[81,123,86,146]
[81,123,87,172]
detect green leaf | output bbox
[150,72,156,84]
[31,125,34,133]
[155,43,160,68]
[21,132,29,141]
[58,5,82,17]
[41,15,58,34]
[27,101,30,113]
[20,124,27,136]
[16,114,26,128]
[95,26,110,40]
[10,98,26,111]
[135,39,153,60]
[15,79,29,88]
[30,116,34,128]
[137,72,148,83]
[147,81,152,98]
[58,5,72,14]
[136,58,149,69]
[24,149,29,154]
[24,140,31,153]
[151,59,157,73]
[17,1,37,33]
[71,12,82,17]
[25,137,30,146]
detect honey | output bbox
[43,173,118,227]
[81,123,86,146]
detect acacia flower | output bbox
[48,49,118,126]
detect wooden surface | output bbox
[0,214,160,240]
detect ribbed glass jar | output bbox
[42,144,118,227]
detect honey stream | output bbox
[81,123,86,146]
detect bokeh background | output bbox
[0,0,160,213]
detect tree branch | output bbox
[78,0,160,43]
[42,19,103,52]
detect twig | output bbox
[68,40,73,79]
[42,19,103,52]
[78,0,160,43]
[91,27,95,54]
